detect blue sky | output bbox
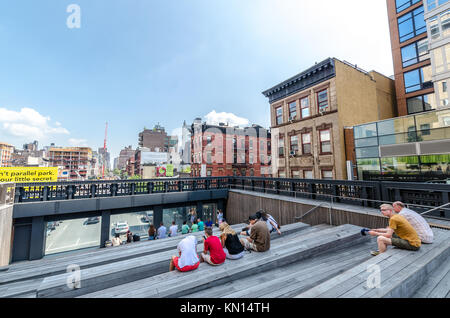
[0,0,394,162]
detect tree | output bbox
[128,175,141,180]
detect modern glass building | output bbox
[354,108,450,180]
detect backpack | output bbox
[133,234,141,242]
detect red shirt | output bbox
[204,235,226,265]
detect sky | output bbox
[0,0,394,163]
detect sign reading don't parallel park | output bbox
[0,167,58,183]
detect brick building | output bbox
[190,120,271,177]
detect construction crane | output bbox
[102,122,108,179]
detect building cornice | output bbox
[262,58,336,104]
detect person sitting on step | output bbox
[169,235,200,272]
[368,204,421,256]
[200,227,226,266]
[219,222,245,260]
[239,214,271,252]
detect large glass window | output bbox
[162,207,187,231]
[110,211,153,241]
[355,137,378,148]
[354,123,377,139]
[397,0,420,13]
[401,39,429,67]
[356,147,380,159]
[317,89,330,113]
[357,158,381,180]
[289,101,297,121]
[404,65,432,93]
[45,217,102,256]
[420,154,450,173]
[407,93,437,114]
[381,156,420,174]
[398,6,426,42]
[300,97,310,118]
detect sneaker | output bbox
[371,250,380,256]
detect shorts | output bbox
[201,253,224,266]
[224,248,245,260]
[172,256,200,272]
[391,233,420,251]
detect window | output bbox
[279,136,285,157]
[206,169,212,176]
[240,139,245,149]
[292,170,300,178]
[317,89,329,113]
[319,129,332,154]
[249,139,253,150]
[398,6,426,43]
[420,123,431,135]
[290,135,299,154]
[206,152,212,164]
[407,93,437,114]
[301,133,312,155]
[304,170,313,179]
[249,154,254,164]
[260,140,264,151]
[276,107,283,125]
[300,97,310,118]
[206,136,212,144]
[403,65,432,93]
[397,0,420,13]
[322,170,333,180]
[430,16,440,39]
[279,170,286,178]
[401,39,428,67]
[260,154,265,164]
[426,0,449,11]
[289,101,297,121]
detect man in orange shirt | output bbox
[368,204,421,256]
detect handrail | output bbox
[294,202,331,221]
[420,202,450,216]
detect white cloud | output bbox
[204,110,250,128]
[0,107,70,141]
[68,138,88,147]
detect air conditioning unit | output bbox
[290,151,297,157]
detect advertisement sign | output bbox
[0,167,58,183]
[155,164,174,178]
[141,152,169,165]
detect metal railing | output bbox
[11,177,450,219]
[294,202,333,225]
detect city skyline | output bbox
[0,0,394,161]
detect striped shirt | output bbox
[399,208,434,244]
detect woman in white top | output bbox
[256,210,282,235]
[169,235,200,272]
[169,221,179,237]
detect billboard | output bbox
[0,167,58,183]
[141,152,169,165]
[156,164,174,177]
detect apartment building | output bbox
[352,1,450,182]
[48,147,93,180]
[388,0,435,115]
[0,142,14,167]
[263,58,396,180]
[138,124,170,152]
[425,0,450,107]
[190,120,272,177]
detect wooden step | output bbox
[76,224,366,298]
[295,228,450,298]
[0,223,249,284]
[35,221,314,298]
